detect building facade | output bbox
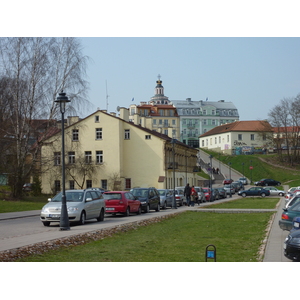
[40,110,200,194]
[199,120,273,155]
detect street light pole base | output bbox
[60,227,70,231]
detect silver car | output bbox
[40,189,106,226]
[158,189,173,209]
[263,187,285,197]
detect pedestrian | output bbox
[191,185,197,207]
[184,183,191,206]
[216,167,219,174]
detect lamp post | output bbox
[209,155,213,202]
[228,162,232,198]
[55,90,71,231]
[171,138,177,209]
[242,162,245,178]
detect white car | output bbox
[40,188,106,226]
[263,187,285,197]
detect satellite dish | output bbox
[117,106,120,112]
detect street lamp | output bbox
[228,162,232,198]
[171,138,177,209]
[209,155,213,202]
[55,90,71,231]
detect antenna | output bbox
[106,80,110,111]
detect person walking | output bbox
[191,185,197,207]
[184,183,191,206]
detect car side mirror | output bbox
[48,198,51,202]
[86,197,93,202]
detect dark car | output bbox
[255,178,281,186]
[211,188,219,201]
[22,183,33,192]
[103,191,141,216]
[238,187,270,197]
[284,229,300,261]
[279,201,300,231]
[130,187,160,213]
[217,187,227,199]
[232,181,243,191]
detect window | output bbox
[203,110,207,115]
[153,119,157,125]
[219,136,221,143]
[95,115,99,122]
[238,134,242,141]
[68,152,75,164]
[203,119,207,125]
[69,180,75,190]
[101,179,107,190]
[227,135,229,142]
[96,128,102,140]
[164,120,168,127]
[215,137,217,144]
[164,129,168,135]
[159,119,162,125]
[96,150,103,164]
[85,151,92,164]
[72,129,79,141]
[212,119,216,125]
[54,180,60,193]
[159,109,164,116]
[172,119,176,125]
[145,135,151,140]
[125,178,131,189]
[124,129,130,139]
[86,180,92,189]
[212,110,215,115]
[251,134,255,140]
[169,110,174,117]
[54,152,61,165]
[202,140,204,147]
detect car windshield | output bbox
[51,191,84,202]
[224,184,232,188]
[131,189,148,197]
[158,190,166,196]
[103,193,122,200]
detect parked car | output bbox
[103,191,141,216]
[174,187,185,206]
[202,187,212,201]
[223,184,235,195]
[40,188,105,226]
[158,189,174,209]
[22,183,33,192]
[194,186,205,203]
[239,177,248,185]
[279,201,300,231]
[223,178,233,185]
[254,178,281,186]
[284,229,300,261]
[238,187,270,197]
[232,181,243,192]
[285,195,300,209]
[130,187,160,213]
[263,187,285,197]
[217,187,227,199]
[211,188,219,200]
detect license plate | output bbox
[106,208,115,211]
[294,222,300,228]
[49,214,60,218]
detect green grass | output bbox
[203,197,280,209]
[0,200,44,213]
[19,211,273,262]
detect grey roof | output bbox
[171,99,238,110]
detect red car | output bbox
[202,188,212,201]
[223,179,233,185]
[103,191,141,216]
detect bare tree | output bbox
[0,37,90,197]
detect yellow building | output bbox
[40,110,200,194]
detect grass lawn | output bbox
[202,197,280,209]
[0,200,44,213]
[19,209,274,262]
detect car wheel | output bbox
[180,200,183,206]
[124,207,130,217]
[156,203,160,212]
[97,208,105,222]
[163,201,167,210]
[277,183,281,186]
[136,205,142,215]
[79,211,86,225]
[242,193,246,197]
[43,221,50,226]
[144,204,150,213]
[279,192,284,197]
[261,193,266,197]
[265,183,268,186]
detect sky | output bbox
[79,37,300,121]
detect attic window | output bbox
[145,135,151,140]
[95,115,99,122]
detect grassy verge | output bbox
[19,209,274,262]
[202,197,280,209]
